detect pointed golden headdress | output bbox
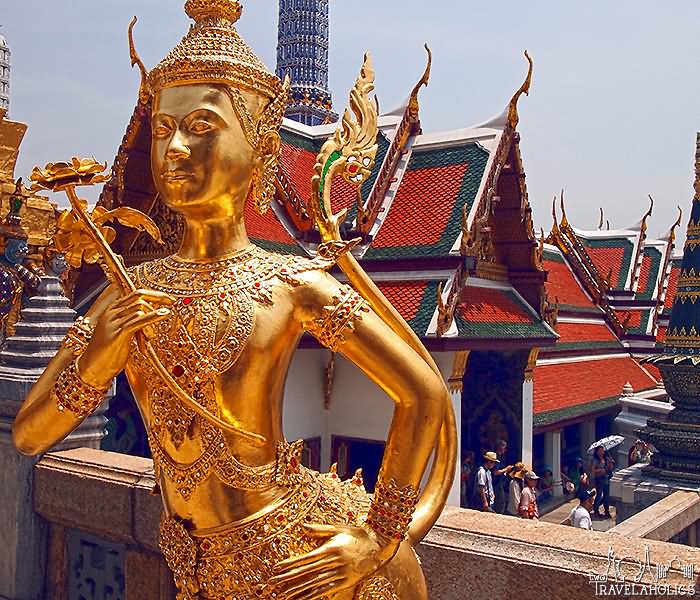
[130,0,290,214]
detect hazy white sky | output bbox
[2,1,699,238]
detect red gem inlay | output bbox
[348,163,359,174]
[182,297,192,305]
[172,365,185,377]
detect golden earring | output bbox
[253,163,277,216]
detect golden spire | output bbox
[507,50,533,129]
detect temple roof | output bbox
[534,356,659,428]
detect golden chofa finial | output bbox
[598,207,605,230]
[550,195,561,237]
[128,17,151,106]
[408,44,432,123]
[641,194,654,234]
[669,205,683,244]
[507,50,533,129]
[559,188,569,227]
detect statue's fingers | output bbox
[272,544,336,575]
[111,298,155,320]
[303,522,344,539]
[111,288,174,310]
[118,308,171,334]
[269,556,341,588]
[279,570,344,600]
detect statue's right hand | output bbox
[77,289,174,388]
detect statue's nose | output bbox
[165,130,191,161]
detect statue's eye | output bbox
[189,120,213,134]
[153,124,172,138]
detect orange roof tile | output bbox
[459,286,532,324]
[615,310,643,329]
[376,281,427,322]
[657,325,667,343]
[534,357,657,416]
[372,163,468,248]
[280,142,316,203]
[643,363,661,381]
[665,264,681,309]
[543,257,597,309]
[586,246,627,289]
[244,198,298,248]
[555,322,616,343]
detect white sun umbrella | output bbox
[587,435,625,455]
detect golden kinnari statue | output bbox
[12,1,456,598]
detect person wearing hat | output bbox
[492,439,514,514]
[518,470,540,519]
[475,451,499,512]
[567,489,597,530]
[506,462,526,516]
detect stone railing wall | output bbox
[33,448,174,599]
[34,449,700,600]
[608,490,700,546]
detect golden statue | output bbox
[12,2,456,598]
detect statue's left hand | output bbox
[269,523,392,600]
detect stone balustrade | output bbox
[33,448,700,600]
[608,490,700,546]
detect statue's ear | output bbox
[258,130,281,169]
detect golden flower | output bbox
[53,203,163,269]
[30,157,110,192]
[54,201,117,268]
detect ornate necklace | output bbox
[128,245,342,498]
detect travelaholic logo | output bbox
[589,546,696,596]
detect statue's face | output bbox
[151,84,259,214]
[49,252,69,276]
[5,238,28,265]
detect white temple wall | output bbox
[282,348,329,448]
[282,347,462,504]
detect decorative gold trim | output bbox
[447,350,469,394]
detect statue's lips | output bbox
[161,171,192,182]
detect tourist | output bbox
[460,450,475,507]
[591,446,614,519]
[506,462,526,516]
[492,439,514,513]
[567,489,597,530]
[628,439,652,466]
[568,457,589,496]
[519,471,540,519]
[539,468,553,501]
[475,451,499,512]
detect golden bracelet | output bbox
[61,316,95,356]
[52,358,109,419]
[307,285,370,351]
[365,475,420,541]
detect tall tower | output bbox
[0,32,10,112]
[276,0,337,126]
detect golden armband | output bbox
[52,358,109,419]
[307,286,370,351]
[61,316,95,356]
[365,475,420,542]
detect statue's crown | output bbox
[137,0,282,101]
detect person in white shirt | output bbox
[476,451,499,512]
[506,462,526,516]
[567,489,597,530]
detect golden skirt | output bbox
[159,469,400,600]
